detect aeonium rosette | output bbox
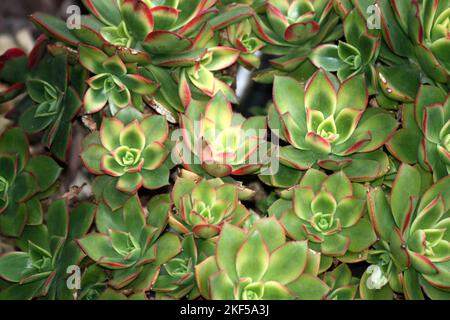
[196,217,331,300]
[169,177,250,238]
[310,8,380,94]
[377,0,450,84]
[79,45,159,114]
[21,52,85,162]
[153,234,215,300]
[77,195,182,292]
[387,85,449,181]
[321,263,359,300]
[0,199,96,300]
[269,69,398,182]
[251,0,341,82]
[81,109,171,194]
[366,164,450,300]
[268,169,377,263]
[224,18,265,69]
[30,0,218,63]
[174,93,270,178]
[0,128,62,237]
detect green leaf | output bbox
[261,281,294,300]
[191,179,216,207]
[83,88,108,114]
[391,164,421,233]
[0,280,45,300]
[100,118,124,151]
[250,217,286,252]
[195,256,219,299]
[204,92,233,132]
[216,223,246,282]
[140,115,168,144]
[116,172,143,194]
[140,165,170,190]
[155,232,182,265]
[273,76,306,126]
[77,233,121,263]
[377,64,420,102]
[411,194,445,234]
[288,274,330,299]
[321,233,350,256]
[209,4,253,30]
[209,270,235,300]
[310,44,343,72]
[102,55,127,76]
[336,74,367,112]
[47,199,68,239]
[205,47,239,71]
[81,0,121,26]
[293,187,315,220]
[341,218,377,252]
[142,142,168,171]
[143,31,191,54]
[305,70,337,118]
[19,105,55,134]
[335,197,365,228]
[78,45,108,74]
[0,127,29,171]
[151,6,179,30]
[120,74,159,95]
[236,231,270,281]
[0,252,29,282]
[323,171,353,202]
[311,189,337,214]
[68,202,96,240]
[30,12,79,46]
[0,154,17,183]
[120,120,145,150]
[284,21,320,43]
[121,0,154,42]
[263,241,308,284]
[123,195,145,238]
[25,156,62,191]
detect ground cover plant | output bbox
[0,0,449,300]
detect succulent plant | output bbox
[0,199,95,299]
[223,18,265,69]
[322,263,359,300]
[0,36,48,103]
[268,169,377,261]
[311,8,380,93]
[196,217,331,299]
[30,0,216,58]
[251,0,341,82]
[366,164,450,299]
[169,177,250,238]
[175,45,241,104]
[77,195,181,292]
[81,109,171,194]
[152,234,212,299]
[377,0,450,85]
[29,0,255,117]
[0,128,61,237]
[269,69,398,181]
[0,0,449,302]
[18,52,85,161]
[79,45,159,114]
[387,85,449,181]
[175,93,269,178]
